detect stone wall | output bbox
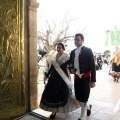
[29,0,39,110]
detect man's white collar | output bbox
[77,45,83,49]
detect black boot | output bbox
[50,113,56,119]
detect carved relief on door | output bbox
[0,0,26,119]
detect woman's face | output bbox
[57,45,64,54]
[115,47,119,52]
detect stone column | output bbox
[29,0,39,110]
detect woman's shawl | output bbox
[52,52,73,89]
[52,52,69,66]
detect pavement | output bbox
[34,65,120,120]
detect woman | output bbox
[40,43,79,119]
[111,47,120,82]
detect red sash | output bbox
[74,72,91,79]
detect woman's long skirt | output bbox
[40,68,80,113]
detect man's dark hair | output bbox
[75,33,84,40]
[57,42,65,50]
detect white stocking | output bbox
[86,102,90,110]
[79,102,86,119]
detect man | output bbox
[69,33,96,120]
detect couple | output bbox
[40,33,96,120]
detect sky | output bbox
[37,0,120,52]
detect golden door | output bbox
[0,0,26,119]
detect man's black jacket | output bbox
[69,46,96,82]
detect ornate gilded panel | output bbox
[0,0,26,119]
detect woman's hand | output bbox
[117,61,120,66]
[90,82,95,88]
[71,69,76,74]
[44,77,47,84]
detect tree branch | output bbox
[37,17,77,53]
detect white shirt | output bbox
[74,46,83,77]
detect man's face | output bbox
[74,36,84,47]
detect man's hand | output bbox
[90,82,95,88]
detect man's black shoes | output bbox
[87,105,92,116]
[50,113,56,119]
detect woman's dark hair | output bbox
[75,33,84,40]
[57,43,65,51]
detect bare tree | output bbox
[38,19,74,53]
